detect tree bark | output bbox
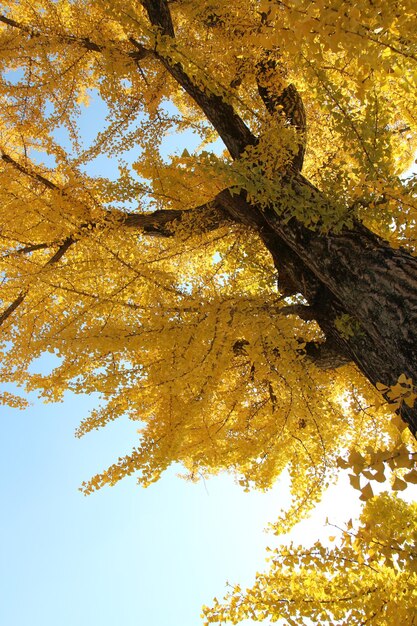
[138,0,417,433]
[6,0,416,434]
[220,187,417,433]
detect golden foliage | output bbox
[0,4,417,615]
[204,492,417,625]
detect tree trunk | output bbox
[90,0,417,435]
[221,186,417,434]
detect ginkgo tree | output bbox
[204,492,417,625]
[1,0,417,541]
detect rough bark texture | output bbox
[244,196,417,433]
[216,186,417,433]
[112,0,417,434]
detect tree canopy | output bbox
[1,1,417,622]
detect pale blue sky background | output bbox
[1,87,416,626]
[1,374,367,626]
[0,382,289,626]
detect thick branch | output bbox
[0,292,26,327]
[140,0,256,158]
[0,14,38,35]
[2,202,230,260]
[121,200,230,235]
[0,14,102,51]
[2,6,254,158]
[0,236,75,328]
[2,242,50,258]
[1,152,59,190]
[0,188,232,326]
[140,0,175,37]
[45,236,74,264]
[256,58,307,172]
[1,149,232,251]
[0,151,232,326]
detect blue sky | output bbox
[1,87,416,626]
[0,380,305,626]
[0,377,369,626]
[0,90,295,626]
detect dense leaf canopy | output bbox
[1,2,417,621]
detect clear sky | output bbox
[0,376,367,626]
[1,88,416,626]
